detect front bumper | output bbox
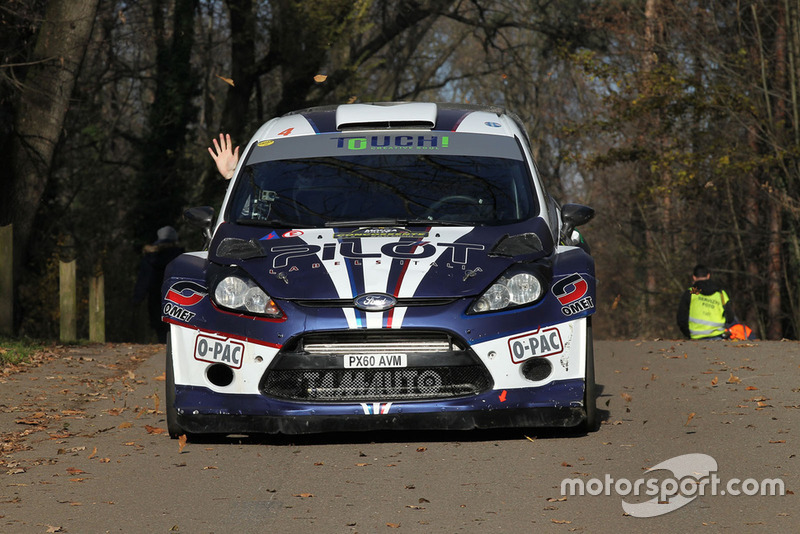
[174,379,587,434]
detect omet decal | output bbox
[552,273,594,316]
[165,281,207,306]
[194,334,244,369]
[508,326,564,364]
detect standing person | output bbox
[133,226,184,343]
[208,133,239,180]
[676,264,736,340]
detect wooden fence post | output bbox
[89,267,105,343]
[0,224,12,335]
[59,235,77,343]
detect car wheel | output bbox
[581,319,598,432]
[165,338,184,439]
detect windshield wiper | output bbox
[324,219,407,228]
[325,218,474,228]
[236,218,300,228]
[405,218,474,227]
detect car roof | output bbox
[247,102,531,145]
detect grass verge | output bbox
[0,336,47,366]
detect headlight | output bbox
[470,270,545,313]
[213,275,283,317]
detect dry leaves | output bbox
[711,376,718,386]
[313,74,328,83]
[216,74,235,86]
[178,434,188,453]
[727,373,741,384]
[685,412,696,426]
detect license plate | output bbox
[343,353,407,368]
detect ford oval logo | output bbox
[354,293,397,312]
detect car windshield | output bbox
[227,136,538,228]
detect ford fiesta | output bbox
[163,102,597,438]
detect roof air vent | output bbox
[336,103,437,131]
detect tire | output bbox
[581,318,598,432]
[165,338,184,439]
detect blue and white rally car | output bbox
[163,102,597,437]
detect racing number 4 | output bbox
[277,128,294,136]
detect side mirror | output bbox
[184,206,215,248]
[560,203,595,246]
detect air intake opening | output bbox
[207,363,234,387]
[336,103,437,130]
[520,357,552,382]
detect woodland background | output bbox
[1,0,799,342]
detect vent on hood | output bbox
[336,103,437,130]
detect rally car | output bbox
[163,102,597,438]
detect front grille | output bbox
[260,330,492,401]
[262,366,490,401]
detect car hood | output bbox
[208,220,554,300]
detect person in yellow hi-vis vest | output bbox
[676,264,735,340]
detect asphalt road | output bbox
[1,339,797,533]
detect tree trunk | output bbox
[9,0,100,261]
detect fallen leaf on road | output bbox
[88,447,97,459]
[145,425,166,434]
[154,372,166,382]
[66,467,84,475]
[294,493,314,498]
[745,386,758,391]
[727,373,741,384]
[386,523,400,528]
[768,440,785,444]
[620,393,632,402]
[551,519,572,524]
[178,434,188,453]
[46,526,63,533]
[685,412,696,426]
[118,422,132,429]
[416,447,427,452]
[355,463,370,467]
[711,376,718,386]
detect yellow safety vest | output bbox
[688,289,729,339]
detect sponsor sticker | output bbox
[194,333,244,369]
[335,135,449,151]
[332,227,429,239]
[257,140,274,147]
[508,326,564,363]
[360,402,393,415]
[165,281,207,307]
[552,273,595,316]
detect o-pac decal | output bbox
[552,273,588,305]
